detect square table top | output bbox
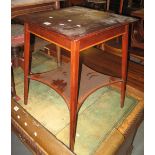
[22,6,135,39]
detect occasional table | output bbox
[22,6,135,151]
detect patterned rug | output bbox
[13,51,138,155]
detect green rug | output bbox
[14,51,138,155]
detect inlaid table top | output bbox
[22,6,135,39]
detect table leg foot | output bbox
[24,77,29,105]
[56,45,61,67]
[121,81,126,108]
[24,98,28,105]
[70,112,77,151]
[11,67,17,97]
[24,80,28,105]
[121,25,129,108]
[69,40,80,151]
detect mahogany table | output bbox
[23,6,135,151]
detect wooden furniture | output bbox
[11,0,62,65]
[98,2,144,64]
[22,6,134,151]
[11,24,24,69]
[130,8,144,50]
[11,67,16,98]
[105,8,144,63]
[86,0,107,10]
[11,0,61,18]
[98,0,124,50]
[106,0,124,14]
[11,24,25,100]
[68,0,125,13]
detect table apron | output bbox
[79,25,126,51]
[28,23,71,51]
[28,23,126,52]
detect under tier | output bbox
[29,63,122,110]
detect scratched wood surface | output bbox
[21,6,135,39]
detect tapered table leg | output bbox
[24,23,31,105]
[70,41,80,151]
[56,45,61,67]
[121,25,129,108]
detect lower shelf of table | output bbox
[29,62,122,110]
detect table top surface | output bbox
[23,6,135,39]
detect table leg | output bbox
[54,1,60,10]
[70,41,80,151]
[11,66,16,97]
[56,45,61,67]
[24,23,31,105]
[121,25,129,108]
